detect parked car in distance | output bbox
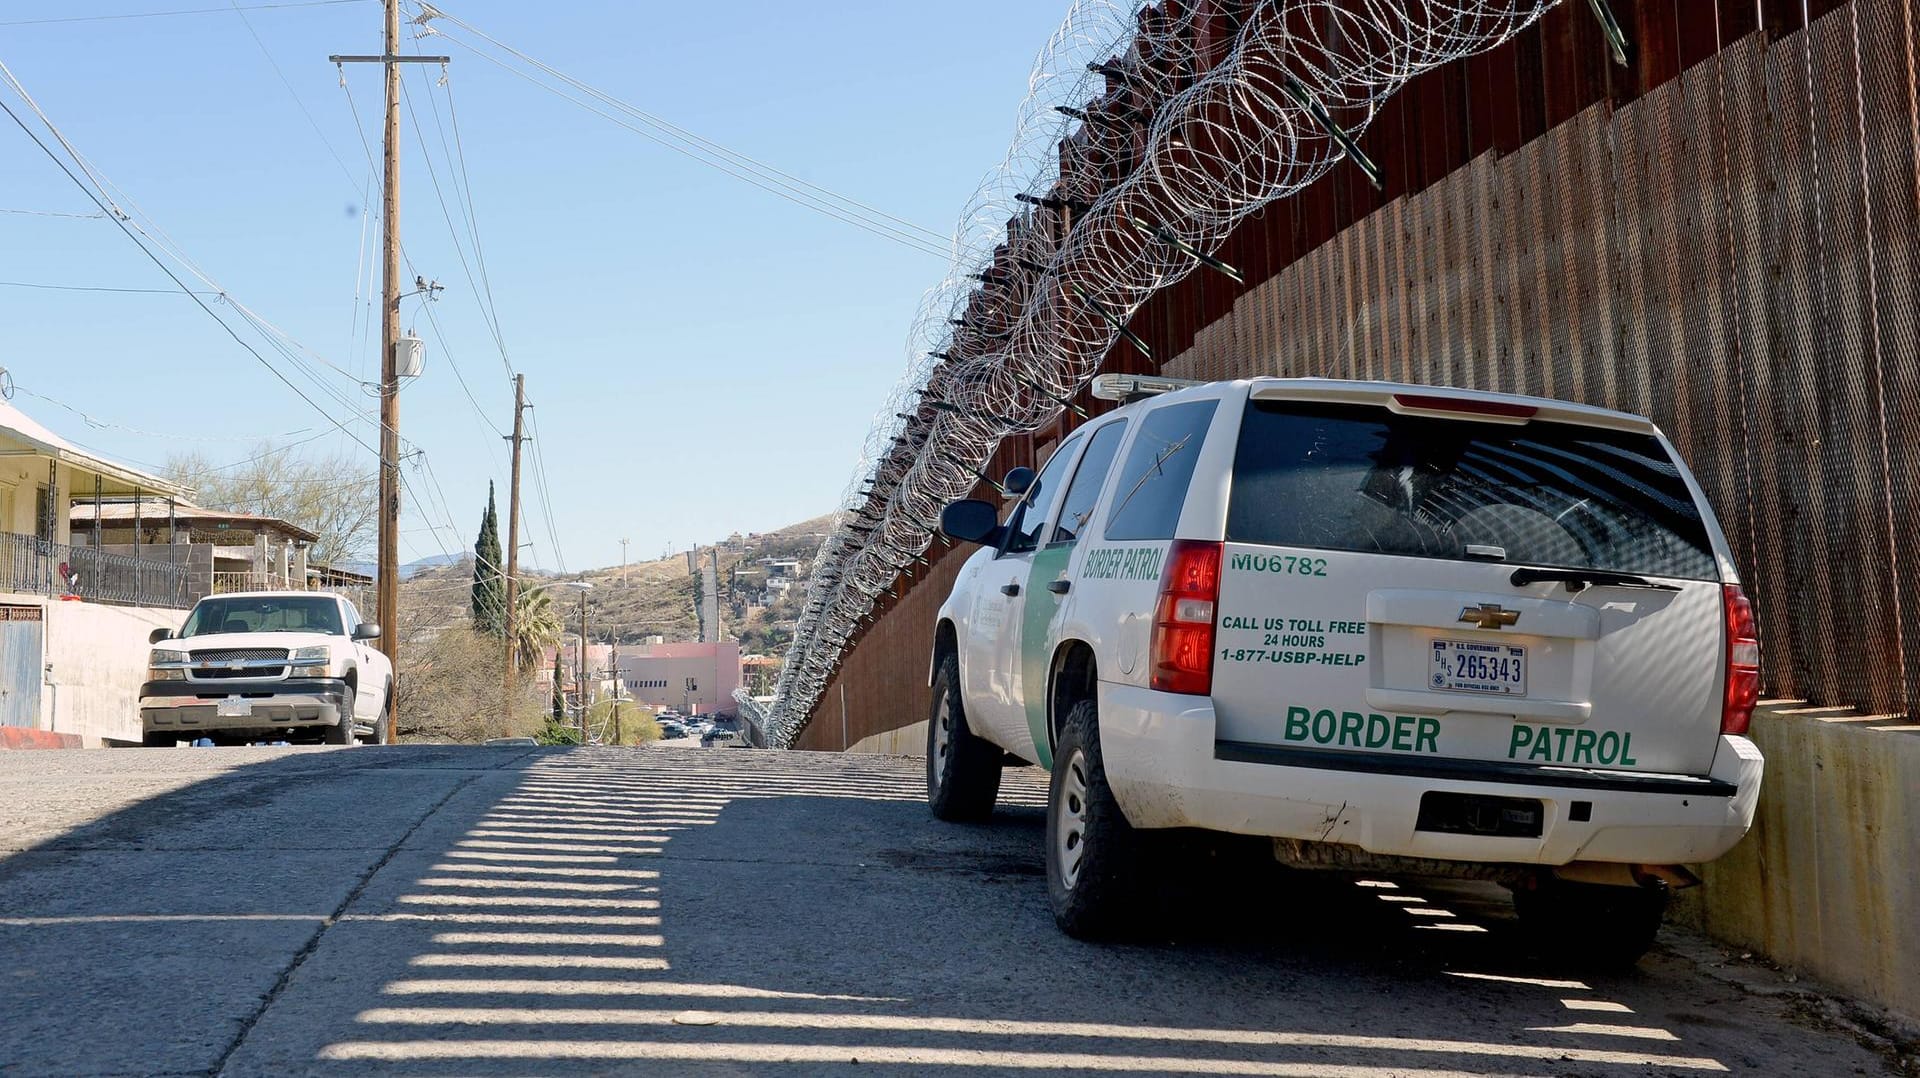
[702,728,739,747]
[141,591,394,748]
[927,375,1765,967]
[657,720,687,739]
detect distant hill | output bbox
[397,513,833,653]
[336,553,467,581]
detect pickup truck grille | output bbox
[188,648,290,679]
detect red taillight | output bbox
[1722,584,1760,736]
[1151,540,1221,695]
[1390,393,1539,420]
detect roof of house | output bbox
[310,563,374,586]
[0,398,190,498]
[70,500,320,543]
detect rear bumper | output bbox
[1097,682,1763,867]
[140,678,351,732]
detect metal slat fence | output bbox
[1164,1,1920,719]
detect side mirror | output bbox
[148,627,173,645]
[940,499,1004,547]
[1003,467,1036,497]
[352,623,381,641]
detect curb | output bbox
[0,728,84,751]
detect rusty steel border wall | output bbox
[796,0,1920,750]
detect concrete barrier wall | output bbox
[848,720,928,757]
[41,599,185,747]
[1673,704,1920,1021]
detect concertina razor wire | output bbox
[769,0,1578,747]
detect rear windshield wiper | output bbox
[1509,566,1681,592]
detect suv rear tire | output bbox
[926,653,1002,821]
[1046,698,1140,938]
[1514,876,1667,969]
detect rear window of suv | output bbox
[1226,399,1717,580]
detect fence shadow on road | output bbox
[0,746,1819,1075]
[307,749,1751,1077]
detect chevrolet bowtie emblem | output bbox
[1459,603,1520,630]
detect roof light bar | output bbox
[1091,374,1206,402]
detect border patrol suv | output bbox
[929,376,1764,963]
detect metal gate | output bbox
[0,605,44,728]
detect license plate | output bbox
[1430,639,1527,696]
[215,696,253,717]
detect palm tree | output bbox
[515,587,563,671]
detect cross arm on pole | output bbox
[329,54,450,64]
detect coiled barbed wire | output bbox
[770,1,1568,747]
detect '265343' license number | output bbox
[1430,639,1526,696]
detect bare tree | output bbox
[392,602,546,742]
[168,443,377,567]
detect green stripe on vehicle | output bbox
[1019,545,1073,770]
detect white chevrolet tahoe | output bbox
[140,591,394,747]
[929,376,1764,964]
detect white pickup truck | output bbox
[928,375,1764,965]
[140,591,393,747]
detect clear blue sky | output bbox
[0,0,1072,571]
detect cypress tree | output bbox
[551,650,565,721]
[471,482,505,636]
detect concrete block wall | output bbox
[1672,704,1920,1021]
[43,599,185,746]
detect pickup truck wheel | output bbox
[1047,698,1139,939]
[369,692,390,745]
[1514,877,1666,970]
[926,653,1002,821]
[324,700,356,747]
[142,731,176,747]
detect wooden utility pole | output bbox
[577,588,590,743]
[332,0,447,745]
[501,373,526,723]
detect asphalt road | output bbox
[0,744,1900,1077]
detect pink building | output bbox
[615,641,741,716]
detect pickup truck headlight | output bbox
[290,645,333,677]
[148,648,188,681]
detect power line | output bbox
[0,75,381,459]
[437,67,510,380]
[415,12,951,261]
[228,0,363,192]
[524,405,567,573]
[11,383,311,443]
[0,279,216,295]
[419,3,946,246]
[0,0,367,28]
[339,56,506,455]
[398,71,512,385]
[407,64,510,375]
[2,61,378,424]
[0,207,105,219]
